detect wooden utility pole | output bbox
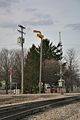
[18,25,26,94]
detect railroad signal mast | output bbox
[33,30,44,93]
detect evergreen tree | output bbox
[55,41,63,60]
[24,39,63,93]
[40,38,62,60]
[41,39,62,92]
[42,39,55,60]
[24,44,40,93]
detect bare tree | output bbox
[0,49,23,94]
[0,49,10,94]
[64,48,80,92]
[12,49,21,89]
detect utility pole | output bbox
[18,25,26,94]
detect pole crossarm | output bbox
[18,25,26,29]
[18,30,26,35]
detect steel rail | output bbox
[0,96,80,120]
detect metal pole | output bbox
[18,25,25,94]
[39,38,43,93]
[59,32,63,94]
[10,74,12,94]
[16,83,17,94]
[33,30,44,93]
[60,59,62,81]
[9,67,12,94]
[59,32,62,79]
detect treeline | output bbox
[0,39,80,93]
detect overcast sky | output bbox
[0,0,80,55]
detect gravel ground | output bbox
[24,102,80,120]
[0,94,62,106]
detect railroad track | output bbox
[0,96,80,120]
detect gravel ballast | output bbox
[24,102,80,120]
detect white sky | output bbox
[0,0,80,56]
